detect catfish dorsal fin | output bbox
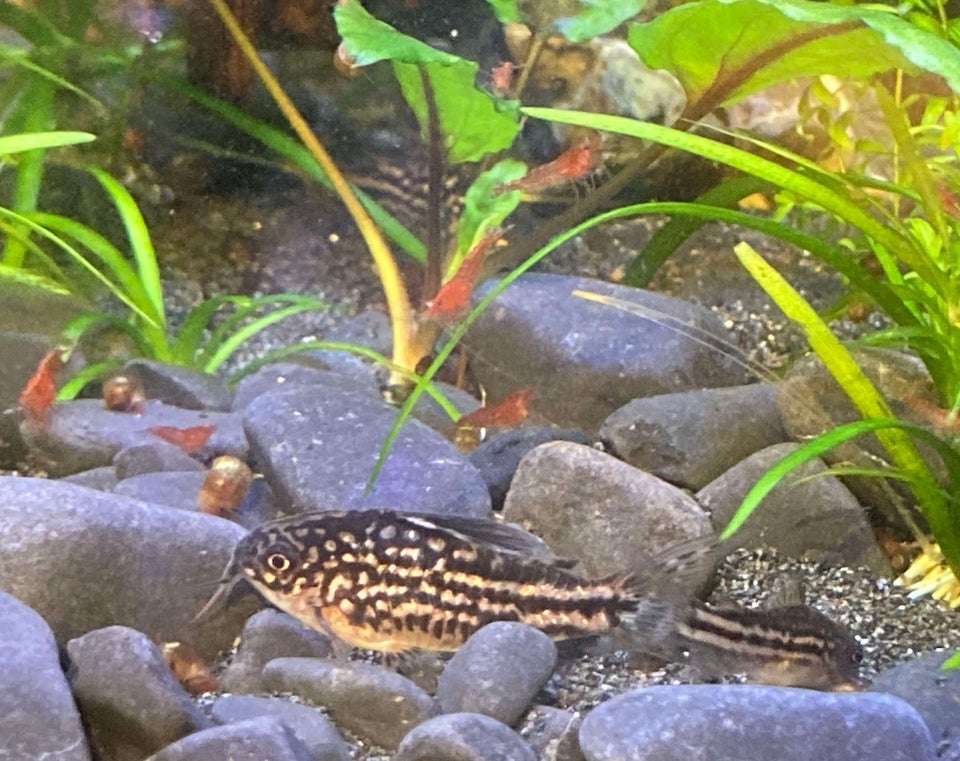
[616,533,719,602]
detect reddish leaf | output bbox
[457,388,533,429]
[19,349,63,424]
[498,132,601,195]
[149,424,216,453]
[423,228,504,323]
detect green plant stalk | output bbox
[735,242,958,574]
[2,75,55,267]
[208,0,427,381]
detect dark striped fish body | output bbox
[198,510,674,653]
[675,603,865,690]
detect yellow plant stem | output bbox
[208,0,431,380]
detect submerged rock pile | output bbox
[1,273,958,761]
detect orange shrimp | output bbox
[498,132,602,195]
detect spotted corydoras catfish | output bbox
[193,508,714,653]
[194,509,864,689]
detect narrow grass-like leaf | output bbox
[199,297,330,372]
[0,262,72,294]
[0,207,158,326]
[27,212,154,312]
[86,167,165,327]
[0,130,95,154]
[523,107,947,294]
[736,241,960,573]
[170,294,249,366]
[56,358,125,400]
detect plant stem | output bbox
[208,0,424,379]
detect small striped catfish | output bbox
[194,509,863,690]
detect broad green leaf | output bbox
[557,0,649,43]
[453,159,526,265]
[628,0,960,111]
[0,131,95,155]
[335,0,459,67]
[486,0,522,23]
[394,61,520,163]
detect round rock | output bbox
[0,477,258,658]
[870,650,960,753]
[211,695,350,761]
[243,385,490,516]
[697,442,888,572]
[0,591,91,761]
[600,383,787,490]
[468,426,593,510]
[124,358,234,411]
[262,657,439,750]
[22,399,247,477]
[146,716,314,761]
[219,609,333,694]
[503,441,713,579]
[394,712,537,761]
[578,685,936,761]
[67,625,210,758]
[465,274,748,433]
[437,622,557,726]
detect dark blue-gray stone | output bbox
[0,591,91,761]
[146,717,314,761]
[578,685,936,761]
[243,385,490,517]
[211,695,349,761]
[22,399,247,477]
[466,274,749,433]
[436,622,557,726]
[600,383,787,490]
[262,657,438,750]
[67,626,210,759]
[394,712,537,761]
[0,476,257,659]
[124,359,234,411]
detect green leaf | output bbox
[86,167,166,330]
[628,0,960,112]
[394,60,520,163]
[0,263,73,295]
[336,0,518,163]
[0,131,95,155]
[486,0,522,23]
[557,0,649,43]
[942,651,960,671]
[522,107,947,294]
[453,159,526,264]
[335,0,459,67]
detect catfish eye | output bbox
[267,553,290,572]
[851,649,863,665]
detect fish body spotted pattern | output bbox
[199,509,676,653]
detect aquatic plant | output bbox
[523,1,960,583]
